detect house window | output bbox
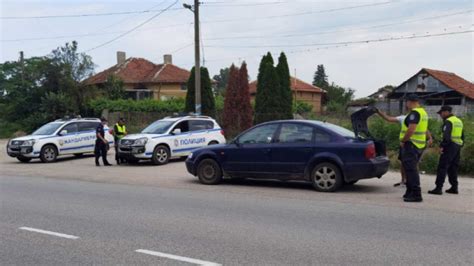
[180,84,187,91]
[126,90,152,100]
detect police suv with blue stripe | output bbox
[6,118,114,163]
[117,115,226,165]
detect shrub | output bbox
[419,148,440,174]
[86,98,185,115]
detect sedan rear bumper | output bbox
[343,156,390,182]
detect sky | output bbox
[1,0,472,98]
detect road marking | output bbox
[19,227,79,240]
[135,249,221,266]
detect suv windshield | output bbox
[142,120,175,134]
[32,122,64,135]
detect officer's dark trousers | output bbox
[401,142,423,196]
[114,138,120,162]
[94,142,110,165]
[435,143,460,189]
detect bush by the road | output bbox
[86,98,185,115]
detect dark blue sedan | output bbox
[185,119,389,192]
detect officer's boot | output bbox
[95,159,100,166]
[428,186,442,195]
[403,188,411,199]
[445,187,458,194]
[404,189,423,202]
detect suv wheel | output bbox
[17,156,32,163]
[152,145,170,165]
[311,162,343,192]
[208,141,218,145]
[197,159,222,185]
[40,145,58,163]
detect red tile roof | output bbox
[422,68,474,99]
[84,58,190,85]
[249,77,325,94]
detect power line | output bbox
[1,1,397,42]
[204,28,473,62]
[205,9,473,41]
[205,29,473,49]
[83,0,179,53]
[201,1,395,23]
[0,6,183,20]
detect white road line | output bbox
[135,249,221,266]
[19,227,79,240]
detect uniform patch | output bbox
[410,114,415,120]
[174,139,179,147]
[443,125,447,131]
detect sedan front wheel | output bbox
[311,162,343,192]
[197,159,222,185]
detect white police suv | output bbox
[6,118,114,163]
[117,115,226,165]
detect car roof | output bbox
[54,117,101,122]
[161,115,215,122]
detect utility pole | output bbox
[184,1,201,114]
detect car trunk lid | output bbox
[350,107,386,157]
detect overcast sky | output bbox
[1,0,472,97]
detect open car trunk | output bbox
[350,107,387,157]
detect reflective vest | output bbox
[446,116,463,146]
[399,107,429,149]
[115,123,126,139]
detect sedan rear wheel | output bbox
[197,159,222,185]
[311,162,343,192]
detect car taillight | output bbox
[365,143,376,159]
[220,130,225,136]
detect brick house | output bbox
[84,52,190,100]
[387,68,474,116]
[249,77,325,114]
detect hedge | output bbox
[86,98,185,115]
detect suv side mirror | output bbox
[59,130,68,136]
[172,128,181,135]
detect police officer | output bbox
[399,94,429,202]
[113,118,127,165]
[95,117,112,166]
[428,106,464,195]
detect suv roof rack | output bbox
[164,113,211,119]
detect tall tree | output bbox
[185,67,216,116]
[312,64,329,89]
[254,53,281,124]
[212,67,230,96]
[49,41,96,114]
[222,64,240,136]
[276,52,293,119]
[103,74,125,100]
[237,62,253,130]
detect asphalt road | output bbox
[1,174,473,265]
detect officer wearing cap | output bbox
[399,94,429,202]
[113,118,127,165]
[95,117,112,166]
[428,106,464,195]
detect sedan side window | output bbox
[315,129,331,143]
[277,123,314,143]
[238,124,279,144]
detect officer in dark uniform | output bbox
[399,94,429,202]
[428,106,464,195]
[95,117,112,166]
